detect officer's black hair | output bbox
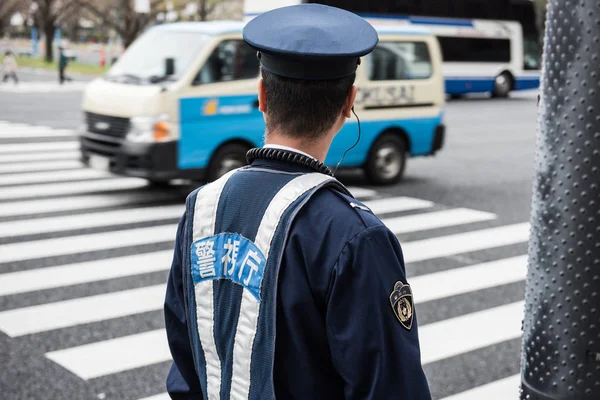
[261,68,356,142]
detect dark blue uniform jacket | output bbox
[164,159,431,399]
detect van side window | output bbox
[365,41,432,81]
[193,39,259,85]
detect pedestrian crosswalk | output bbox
[0,81,89,93]
[0,120,529,399]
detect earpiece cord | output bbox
[334,107,361,175]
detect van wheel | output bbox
[492,73,512,98]
[364,133,407,185]
[207,143,249,182]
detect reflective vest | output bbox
[183,166,349,400]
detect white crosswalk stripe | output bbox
[0,168,108,186]
[0,150,79,163]
[0,204,183,238]
[440,375,521,400]
[0,224,178,264]
[418,301,524,364]
[0,81,89,93]
[0,160,82,174]
[0,142,79,153]
[0,178,149,200]
[45,329,172,380]
[0,251,173,296]
[0,126,75,138]
[0,134,532,399]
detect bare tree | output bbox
[32,0,79,62]
[0,0,25,38]
[197,0,220,21]
[75,0,188,48]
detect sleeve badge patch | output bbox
[389,280,414,331]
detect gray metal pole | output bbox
[520,0,600,398]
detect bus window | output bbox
[193,39,260,85]
[437,36,511,62]
[366,41,432,81]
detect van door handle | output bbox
[252,99,260,108]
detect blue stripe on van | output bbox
[178,95,442,170]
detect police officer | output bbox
[164,4,431,399]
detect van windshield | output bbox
[106,30,210,84]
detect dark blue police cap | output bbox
[243,4,378,80]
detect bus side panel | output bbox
[178,95,264,169]
[325,112,443,167]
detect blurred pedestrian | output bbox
[58,47,71,84]
[2,50,19,84]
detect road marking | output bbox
[0,251,172,296]
[419,301,524,364]
[0,151,79,163]
[45,329,171,380]
[363,196,434,214]
[0,127,74,138]
[137,394,171,400]
[0,285,166,337]
[42,301,525,380]
[0,193,166,218]
[0,224,177,264]
[384,208,496,234]
[0,160,83,174]
[440,374,521,400]
[0,178,149,201]
[0,142,79,153]
[0,81,89,93]
[346,186,377,198]
[410,255,528,303]
[0,169,107,186]
[0,204,184,238]
[402,223,531,263]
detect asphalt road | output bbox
[0,82,539,400]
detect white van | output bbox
[80,21,445,185]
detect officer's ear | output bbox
[343,85,357,119]
[258,78,267,113]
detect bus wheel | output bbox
[492,73,512,98]
[207,143,249,182]
[364,133,407,185]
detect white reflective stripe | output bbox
[419,301,524,364]
[440,375,521,400]
[0,169,107,186]
[192,168,238,400]
[0,160,82,174]
[230,173,333,399]
[0,284,165,337]
[0,151,79,163]
[402,223,531,263]
[411,255,528,303]
[45,329,170,380]
[0,142,79,153]
[0,251,172,296]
